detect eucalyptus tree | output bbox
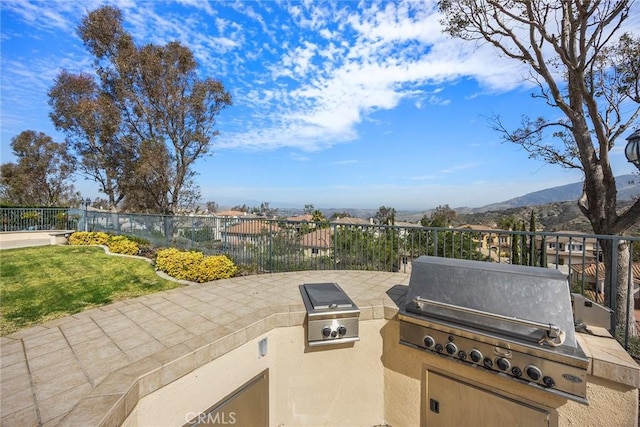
[440,0,640,335]
[0,131,76,206]
[49,71,131,211]
[49,6,232,214]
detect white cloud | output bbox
[212,0,538,152]
[174,0,215,15]
[441,162,480,174]
[5,0,636,157]
[332,160,359,165]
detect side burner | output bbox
[300,282,360,346]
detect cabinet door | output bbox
[186,370,268,427]
[426,370,549,427]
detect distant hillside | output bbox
[477,174,639,212]
[455,199,639,234]
[394,174,639,233]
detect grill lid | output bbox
[405,256,577,350]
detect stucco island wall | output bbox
[123,320,387,427]
[124,317,637,427]
[382,318,639,427]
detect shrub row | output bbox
[69,232,238,282]
[155,248,238,283]
[69,232,139,255]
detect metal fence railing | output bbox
[2,207,638,352]
[0,207,80,231]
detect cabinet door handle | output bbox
[429,399,440,414]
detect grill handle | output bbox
[413,296,565,347]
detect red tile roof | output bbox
[300,228,333,248]
[224,221,281,235]
[217,210,250,217]
[571,262,640,284]
[287,214,314,221]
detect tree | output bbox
[440,0,640,335]
[0,131,77,205]
[405,226,487,262]
[311,209,328,226]
[330,211,352,220]
[206,201,219,213]
[431,204,457,227]
[332,226,401,272]
[232,204,250,213]
[49,71,131,211]
[253,202,278,217]
[375,206,396,225]
[496,215,518,231]
[49,6,232,214]
[510,225,521,265]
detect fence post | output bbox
[269,220,273,272]
[333,223,338,270]
[609,238,619,337]
[191,216,195,249]
[433,230,439,257]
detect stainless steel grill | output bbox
[399,256,589,404]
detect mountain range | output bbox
[393,174,639,232]
[474,174,639,213]
[216,174,639,232]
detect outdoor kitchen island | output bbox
[2,270,638,427]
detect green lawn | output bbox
[0,245,181,335]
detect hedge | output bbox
[155,248,238,283]
[69,231,139,255]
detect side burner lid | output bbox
[303,282,353,309]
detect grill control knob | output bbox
[511,367,523,378]
[469,349,482,363]
[322,327,331,338]
[483,358,493,369]
[457,350,467,360]
[445,343,457,355]
[337,325,347,335]
[543,376,555,388]
[435,343,444,353]
[496,357,511,371]
[423,336,435,348]
[526,365,542,381]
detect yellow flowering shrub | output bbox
[155,248,237,283]
[69,231,110,246]
[195,255,238,282]
[106,235,139,255]
[155,248,204,280]
[69,232,139,255]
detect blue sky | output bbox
[1,0,638,210]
